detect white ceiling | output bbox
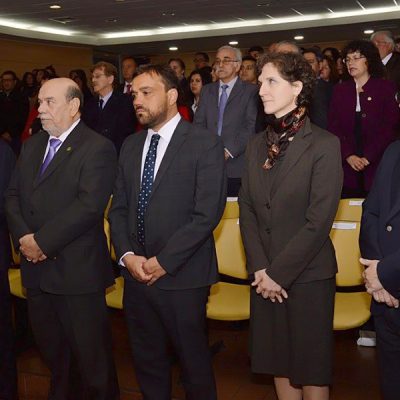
[0,0,399,54]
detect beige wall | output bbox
[0,37,93,79]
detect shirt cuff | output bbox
[119,251,135,267]
[224,147,234,158]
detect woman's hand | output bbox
[346,155,369,171]
[252,269,288,303]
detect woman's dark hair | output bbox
[188,69,212,87]
[321,55,340,83]
[69,69,89,86]
[342,40,384,79]
[22,72,35,86]
[257,52,315,108]
[322,47,341,62]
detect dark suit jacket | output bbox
[385,52,400,90]
[109,118,227,290]
[0,140,16,266]
[5,121,117,294]
[193,78,258,178]
[328,77,399,191]
[82,90,136,154]
[360,140,400,317]
[239,118,343,289]
[0,88,29,138]
[309,79,333,130]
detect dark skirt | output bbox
[249,277,335,386]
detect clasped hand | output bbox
[252,269,288,303]
[19,233,47,264]
[122,254,166,285]
[360,258,399,308]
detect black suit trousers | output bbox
[375,310,400,400]
[123,279,217,400]
[26,288,119,400]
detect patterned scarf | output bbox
[262,106,307,170]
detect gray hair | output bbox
[371,30,395,46]
[272,41,301,54]
[217,45,242,63]
[65,84,84,111]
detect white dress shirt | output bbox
[99,90,113,109]
[382,52,393,66]
[120,112,181,265]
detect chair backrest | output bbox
[330,198,365,287]
[213,199,248,280]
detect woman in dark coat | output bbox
[239,52,342,400]
[328,40,399,198]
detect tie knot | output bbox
[221,84,228,91]
[99,98,104,109]
[49,138,62,150]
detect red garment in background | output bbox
[21,107,39,143]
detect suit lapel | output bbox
[270,119,312,198]
[31,132,49,186]
[226,78,243,106]
[150,119,189,199]
[33,122,84,189]
[131,132,147,204]
[386,152,400,221]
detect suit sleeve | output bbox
[108,140,135,259]
[267,136,343,289]
[5,142,34,243]
[33,140,117,257]
[156,136,227,275]
[192,86,208,129]
[238,141,270,273]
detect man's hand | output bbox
[360,258,383,293]
[372,288,399,308]
[143,257,167,286]
[252,269,288,303]
[19,234,46,263]
[1,132,12,142]
[123,254,150,282]
[346,155,369,172]
[224,150,230,161]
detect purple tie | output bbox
[40,138,62,176]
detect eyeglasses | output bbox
[214,58,239,66]
[92,74,107,80]
[342,55,366,64]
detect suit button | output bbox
[266,202,271,209]
[265,228,271,234]
[386,225,393,232]
[362,113,366,118]
[30,210,34,215]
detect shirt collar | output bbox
[148,112,181,141]
[382,52,393,66]
[48,118,80,144]
[99,90,113,103]
[219,76,238,90]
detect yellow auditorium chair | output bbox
[8,236,26,299]
[331,198,371,330]
[207,198,250,322]
[104,217,124,310]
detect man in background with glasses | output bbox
[194,45,258,196]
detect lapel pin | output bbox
[66,147,72,152]
[367,97,372,101]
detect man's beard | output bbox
[135,105,168,129]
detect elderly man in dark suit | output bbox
[5,78,119,399]
[109,64,226,400]
[82,61,136,154]
[372,30,400,90]
[0,140,17,400]
[360,140,400,400]
[194,45,258,196]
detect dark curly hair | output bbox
[257,52,315,108]
[342,40,384,79]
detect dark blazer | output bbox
[328,77,399,191]
[0,141,16,230]
[309,79,334,130]
[5,121,117,294]
[385,52,400,90]
[360,140,400,316]
[82,90,136,154]
[239,118,343,289]
[193,78,258,178]
[109,118,227,290]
